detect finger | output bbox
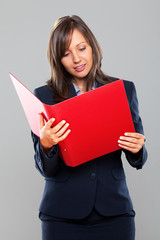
[39,113,45,130]
[118,139,142,153]
[118,140,137,148]
[45,118,55,130]
[119,136,140,144]
[56,123,70,138]
[58,129,71,142]
[124,132,145,140]
[118,143,139,153]
[52,120,66,133]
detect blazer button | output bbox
[90,173,96,180]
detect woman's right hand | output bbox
[39,113,71,154]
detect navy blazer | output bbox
[31,77,147,219]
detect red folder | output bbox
[9,72,135,167]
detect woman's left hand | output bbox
[118,132,146,154]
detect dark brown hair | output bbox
[47,15,111,102]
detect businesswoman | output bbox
[31,15,147,240]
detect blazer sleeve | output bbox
[31,131,60,177]
[31,88,61,177]
[123,81,148,170]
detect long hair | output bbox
[47,15,111,102]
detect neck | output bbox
[72,79,87,93]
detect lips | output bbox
[74,64,86,72]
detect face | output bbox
[61,29,93,82]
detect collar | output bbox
[72,81,97,95]
[69,81,102,99]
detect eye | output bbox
[63,52,70,57]
[79,47,86,51]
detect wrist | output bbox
[40,139,52,154]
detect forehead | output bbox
[66,29,87,49]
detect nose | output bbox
[72,51,81,64]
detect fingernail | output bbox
[119,136,123,140]
[62,120,66,124]
[52,118,55,121]
[124,133,128,136]
[66,123,69,127]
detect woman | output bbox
[31,15,147,240]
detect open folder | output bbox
[9,73,135,167]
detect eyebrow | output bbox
[76,41,87,47]
[65,41,87,52]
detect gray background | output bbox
[1,0,159,239]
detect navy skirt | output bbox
[40,208,135,240]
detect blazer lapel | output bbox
[96,80,102,88]
[68,80,103,100]
[68,83,77,99]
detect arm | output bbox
[31,88,71,177]
[31,130,60,177]
[119,81,148,169]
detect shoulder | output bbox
[123,80,135,96]
[108,76,135,91]
[108,76,136,104]
[107,76,133,85]
[122,80,137,106]
[33,85,55,105]
[122,79,134,88]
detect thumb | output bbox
[45,118,56,130]
[38,113,45,130]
